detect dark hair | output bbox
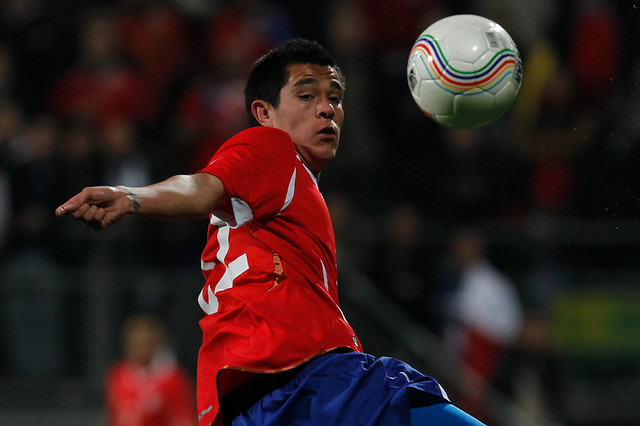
[244,38,344,127]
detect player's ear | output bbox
[252,100,274,127]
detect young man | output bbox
[57,39,484,425]
[105,315,197,426]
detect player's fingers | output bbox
[71,203,91,219]
[92,208,112,229]
[81,206,111,231]
[93,207,106,223]
[82,205,100,222]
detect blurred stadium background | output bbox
[1,0,639,425]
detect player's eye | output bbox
[299,94,314,100]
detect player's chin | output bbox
[317,138,339,157]
[309,151,337,171]
[317,142,338,157]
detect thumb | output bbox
[55,204,68,217]
[55,187,104,217]
[55,198,81,216]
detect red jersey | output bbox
[105,355,197,426]
[196,127,361,426]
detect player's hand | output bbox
[55,186,136,230]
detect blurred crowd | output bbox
[0,0,639,423]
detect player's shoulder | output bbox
[230,126,293,149]
[210,126,297,175]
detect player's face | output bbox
[271,63,344,173]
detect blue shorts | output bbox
[231,351,451,425]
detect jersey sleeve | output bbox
[198,126,297,223]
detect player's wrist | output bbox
[116,185,141,214]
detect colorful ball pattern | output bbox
[407,14,523,129]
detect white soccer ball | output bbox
[407,14,523,129]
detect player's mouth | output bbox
[317,126,338,140]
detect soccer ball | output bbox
[407,14,523,129]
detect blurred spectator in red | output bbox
[526,64,598,214]
[50,8,154,127]
[568,0,622,100]
[105,315,197,426]
[115,0,190,104]
[202,0,291,76]
[173,0,293,171]
[174,73,247,172]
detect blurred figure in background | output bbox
[172,0,294,172]
[105,315,197,426]
[435,227,524,421]
[49,8,153,128]
[114,0,190,107]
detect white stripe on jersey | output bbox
[198,285,218,315]
[209,214,227,227]
[198,226,249,315]
[297,154,319,187]
[278,169,296,214]
[229,197,253,228]
[201,259,215,271]
[321,259,329,292]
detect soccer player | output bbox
[56,39,484,426]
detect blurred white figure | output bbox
[444,227,524,420]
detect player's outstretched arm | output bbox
[55,173,224,230]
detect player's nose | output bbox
[317,98,335,119]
